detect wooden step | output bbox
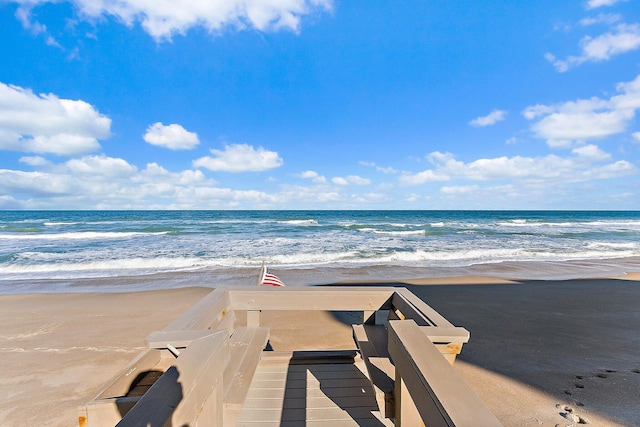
[260,349,358,365]
[352,324,396,418]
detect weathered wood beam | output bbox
[388,320,501,427]
[163,287,231,331]
[116,331,229,427]
[228,286,396,311]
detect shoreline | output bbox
[1,274,639,426]
[1,255,639,294]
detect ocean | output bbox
[1,210,639,293]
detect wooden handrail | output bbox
[388,320,502,426]
[116,331,229,427]
[228,286,395,311]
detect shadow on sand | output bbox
[320,278,640,426]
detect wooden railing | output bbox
[79,286,501,426]
[388,319,501,426]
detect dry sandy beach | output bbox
[1,275,639,426]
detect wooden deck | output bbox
[237,353,393,426]
[79,286,502,427]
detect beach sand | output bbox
[1,276,639,426]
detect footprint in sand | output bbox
[632,368,640,374]
[557,404,589,424]
[594,368,617,379]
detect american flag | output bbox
[260,265,285,287]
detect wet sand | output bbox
[1,275,639,426]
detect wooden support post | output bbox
[376,309,390,326]
[247,310,261,327]
[395,371,423,427]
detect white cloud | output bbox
[65,154,137,177]
[572,144,611,160]
[331,177,348,186]
[19,156,50,166]
[441,185,479,195]
[360,161,397,174]
[347,175,371,186]
[468,109,507,127]
[12,0,332,41]
[399,149,635,187]
[299,170,326,183]
[143,122,199,150]
[580,13,621,26]
[331,175,371,186]
[523,74,640,147]
[0,82,110,155]
[137,163,208,186]
[399,169,449,186]
[632,131,640,142]
[0,155,281,209]
[547,24,640,72]
[0,169,76,196]
[193,143,283,172]
[586,0,626,9]
[15,7,46,35]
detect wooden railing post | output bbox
[395,371,424,427]
[247,310,261,327]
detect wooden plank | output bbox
[422,326,470,344]
[259,362,361,373]
[246,385,376,400]
[248,376,372,390]
[116,331,229,427]
[211,308,237,336]
[239,406,386,422]
[254,368,367,382]
[114,365,182,427]
[259,350,357,365]
[393,288,454,327]
[80,397,139,427]
[243,394,378,410]
[247,309,261,327]
[238,420,390,427]
[392,292,434,326]
[388,320,502,427]
[171,331,229,426]
[95,348,161,399]
[163,287,230,331]
[223,327,270,427]
[239,355,393,426]
[228,287,396,311]
[145,329,220,349]
[352,324,395,418]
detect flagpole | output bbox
[258,261,266,286]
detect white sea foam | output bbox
[0,256,209,275]
[280,219,319,225]
[366,229,425,236]
[586,242,638,249]
[43,222,79,226]
[0,231,168,240]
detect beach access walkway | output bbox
[79,286,502,426]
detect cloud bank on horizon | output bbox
[0,0,639,209]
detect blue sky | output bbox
[1,0,640,209]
